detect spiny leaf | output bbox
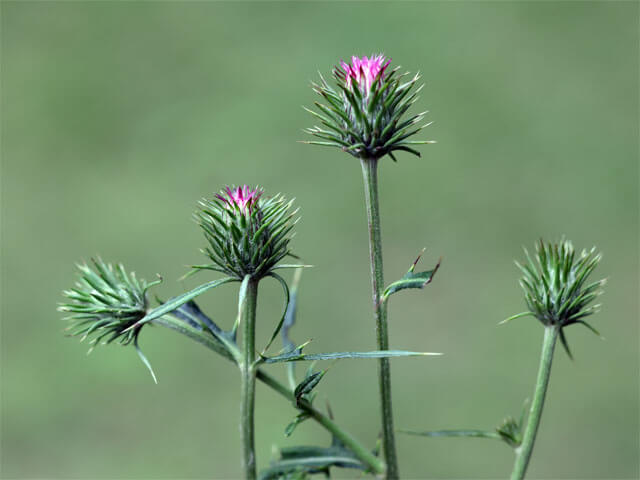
[382,252,440,303]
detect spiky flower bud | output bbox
[59,258,160,350]
[197,185,298,280]
[515,239,604,328]
[304,54,434,161]
[506,239,605,356]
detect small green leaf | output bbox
[382,252,440,303]
[284,412,310,437]
[294,370,326,407]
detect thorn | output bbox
[409,248,426,272]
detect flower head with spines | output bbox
[59,258,160,349]
[197,185,298,280]
[59,259,163,381]
[505,238,605,358]
[304,54,434,161]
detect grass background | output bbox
[1,1,638,478]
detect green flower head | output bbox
[505,239,605,357]
[59,258,160,350]
[196,185,298,280]
[304,54,434,161]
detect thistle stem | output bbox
[240,276,259,480]
[360,157,399,479]
[511,325,559,480]
[153,315,386,475]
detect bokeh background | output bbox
[2,2,638,479]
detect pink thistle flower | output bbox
[336,54,391,94]
[216,185,263,213]
[306,54,433,160]
[198,186,297,279]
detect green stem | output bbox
[360,157,399,479]
[152,316,386,475]
[240,276,259,480]
[511,325,559,480]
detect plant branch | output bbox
[153,309,385,476]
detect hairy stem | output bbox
[511,325,559,479]
[153,315,386,475]
[360,157,398,479]
[240,276,259,480]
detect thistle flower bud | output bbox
[197,185,298,279]
[304,54,434,161]
[516,239,604,327]
[58,258,160,350]
[506,239,605,356]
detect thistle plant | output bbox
[60,183,438,479]
[59,54,606,480]
[400,239,604,479]
[305,54,435,479]
[506,239,605,479]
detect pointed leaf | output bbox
[134,336,158,384]
[400,429,501,440]
[126,277,237,330]
[261,272,290,354]
[382,254,440,303]
[264,350,441,364]
[499,311,534,325]
[284,412,311,437]
[559,327,573,359]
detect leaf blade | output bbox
[126,277,237,331]
[264,350,442,364]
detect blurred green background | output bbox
[2,1,638,478]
